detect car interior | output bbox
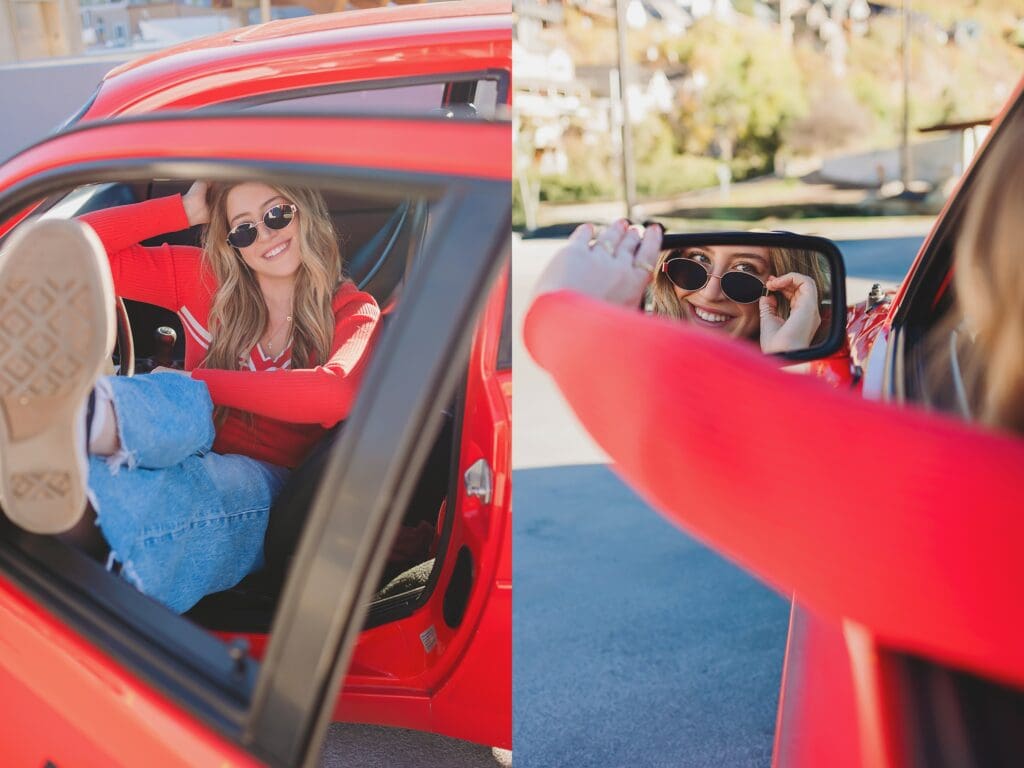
[1,176,467,635]
[893,172,970,421]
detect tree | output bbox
[666,18,807,178]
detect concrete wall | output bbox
[0,56,128,161]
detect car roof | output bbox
[84,0,511,120]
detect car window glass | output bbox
[238,83,445,115]
[221,77,502,118]
[474,79,498,119]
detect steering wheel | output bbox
[114,297,135,376]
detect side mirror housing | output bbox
[655,231,847,361]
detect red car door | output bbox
[0,112,510,765]
[334,265,512,748]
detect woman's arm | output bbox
[524,289,1024,688]
[79,194,202,311]
[191,292,380,426]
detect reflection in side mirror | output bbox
[651,232,846,360]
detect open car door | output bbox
[0,112,510,767]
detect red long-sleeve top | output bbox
[524,290,1024,689]
[81,195,380,469]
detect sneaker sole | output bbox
[0,219,115,534]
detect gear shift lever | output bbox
[153,326,178,369]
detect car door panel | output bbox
[336,266,510,747]
[773,604,862,768]
[419,265,512,746]
[0,572,262,768]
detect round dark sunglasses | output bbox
[661,256,768,304]
[226,203,298,249]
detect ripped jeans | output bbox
[87,372,290,613]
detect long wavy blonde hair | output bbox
[199,182,342,398]
[945,118,1024,433]
[649,245,831,343]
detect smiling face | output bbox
[662,245,772,340]
[225,182,303,286]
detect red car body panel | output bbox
[0,575,262,768]
[0,4,513,754]
[773,605,861,768]
[83,3,510,121]
[842,297,894,394]
[806,349,856,389]
[0,117,509,188]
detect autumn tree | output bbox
[665,18,807,178]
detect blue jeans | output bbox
[87,373,290,613]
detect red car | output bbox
[0,2,511,765]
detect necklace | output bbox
[264,313,293,354]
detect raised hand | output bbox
[181,180,211,228]
[758,272,821,353]
[532,220,663,308]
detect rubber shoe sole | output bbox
[0,219,115,534]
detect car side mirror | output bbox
[653,231,846,361]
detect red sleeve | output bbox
[523,290,1024,687]
[79,195,201,311]
[191,287,380,427]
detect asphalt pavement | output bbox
[511,227,926,767]
[515,464,789,768]
[321,725,512,767]
[840,235,925,283]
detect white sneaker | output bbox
[0,219,115,534]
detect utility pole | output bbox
[614,0,637,221]
[900,0,912,187]
[780,0,795,46]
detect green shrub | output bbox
[636,154,721,197]
[539,174,618,203]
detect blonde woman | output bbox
[649,243,829,352]
[0,181,379,612]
